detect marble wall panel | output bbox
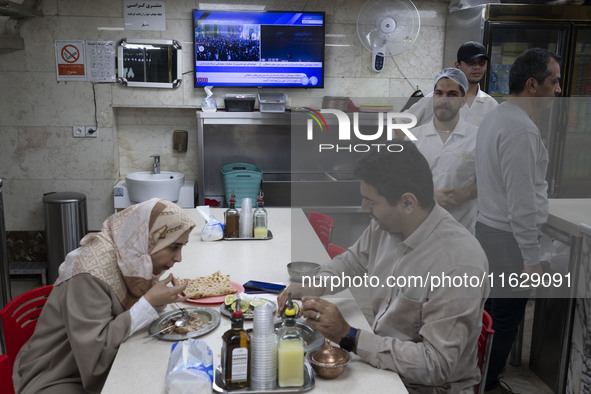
[2,178,115,231]
[0,126,115,180]
[111,84,186,107]
[417,1,450,27]
[116,107,197,127]
[163,0,197,20]
[0,72,98,127]
[56,0,123,17]
[118,125,198,179]
[40,0,58,16]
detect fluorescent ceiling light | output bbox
[198,3,266,11]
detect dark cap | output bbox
[457,41,488,63]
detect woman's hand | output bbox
[144,273,188,307]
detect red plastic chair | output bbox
[476,310,495,394]
[1,354,14,394]
[327,243,347,259]
[0,284,53,382]
[308,212,334,248]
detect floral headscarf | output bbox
[55,198,196,309]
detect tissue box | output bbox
[224,94,255,112]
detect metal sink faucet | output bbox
[150,155,160,174]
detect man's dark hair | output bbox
[353,140,435,209]
[509,48,561,94]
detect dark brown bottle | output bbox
[221,300,250,389]
[224,193,240,238]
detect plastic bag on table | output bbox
[201,215,224,241]
[165,339,213,394]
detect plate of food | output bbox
[148,307,221,341]
[220,294,277,320]
[180,271,244,304]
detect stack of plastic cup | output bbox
[250,303,277,390]
[239,198,253,238]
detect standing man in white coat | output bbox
[411,68,478,233]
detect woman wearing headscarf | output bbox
[13,198,196,394]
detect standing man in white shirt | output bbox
[405,41,498,127]
[411,68,478,233]
[475,48,562,393]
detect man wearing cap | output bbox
[410,68,478,233]
[404,41,498,127]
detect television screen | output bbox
[193,10,325,88]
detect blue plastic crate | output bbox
[221,162,262,208]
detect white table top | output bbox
[101,208,407,394]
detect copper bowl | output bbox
[307,342,350,379]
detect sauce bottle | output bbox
[277,294,304,387]
[221,298,250,389]
[224,191,240,238]
[253,190,268,238]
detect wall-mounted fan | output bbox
[357,0,421,72]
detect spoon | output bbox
[145,312,191,338]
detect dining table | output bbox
[101,207,408,394]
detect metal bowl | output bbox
[287,261,321,283]
[307,342,350,379]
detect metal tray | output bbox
[223,230,273,241]
[148,307,220,341]
[220,298,277,320]
[213,361,315,393]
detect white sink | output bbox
[125,171,185,203]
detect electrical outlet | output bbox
[73,126,85,138]
[85,126,98,138]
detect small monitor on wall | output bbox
[193,10,325,88]
[117,38,183,88]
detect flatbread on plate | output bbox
[180,270,237,299]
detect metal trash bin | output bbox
[43,192,87,284]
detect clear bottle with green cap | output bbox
[277,294,304,387]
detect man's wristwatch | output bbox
[339,327,358,352]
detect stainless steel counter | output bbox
[531,199,591,393]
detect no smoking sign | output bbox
[61,45,81,63]
[55,40,86,81]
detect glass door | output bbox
[483,23,569,97]
[555,25,591,197]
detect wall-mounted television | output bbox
[193,10,325,88]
